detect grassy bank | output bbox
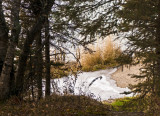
[0,95,146,116]
[0,95,111,116]
[106,97,147,112]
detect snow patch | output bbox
[43,68,133,101]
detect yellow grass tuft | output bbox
[102,37,122,65]
[80,36,122,71]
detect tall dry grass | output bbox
[102,38,121,65]
[80,37,122,71]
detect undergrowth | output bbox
[0,95,148,116]
[0,94,111,116]
[105,96,160,115]
[110,97,147,112]
[50,62,78,79]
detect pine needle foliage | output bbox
[114,0,160,113]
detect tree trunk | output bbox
[35,30,43,99]
[0,0,8,75]
[0,43,16,99]
[15,0,55,96]
[15,25,42,96]
[0,40,8,74]
[45,17,51,96]
[0,0,20,100]
[155,0,160,97]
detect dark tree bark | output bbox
[0,0,20,100]
[155,0,160,97]
[45,17,51,96]
[15,0,55,96]
[35,30,43,99]
[15,23,42,96]
[0,43,16,99]
[0,0,8,75]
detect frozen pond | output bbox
[43,68,133,101]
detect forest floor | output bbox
[0,94,145,116]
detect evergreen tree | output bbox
[116,0,160,113]
[117,0,160,96]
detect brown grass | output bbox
[0,94,111,116]
[50,62,78,79]
[0,95,146,116]
[80,37,122,71]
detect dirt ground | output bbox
[111,64,144,88]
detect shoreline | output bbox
[111,64,143,88]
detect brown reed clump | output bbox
[80,37,122,71]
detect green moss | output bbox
[111,97,132,111]
[109,97,149,112]
[92,64,106,71]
